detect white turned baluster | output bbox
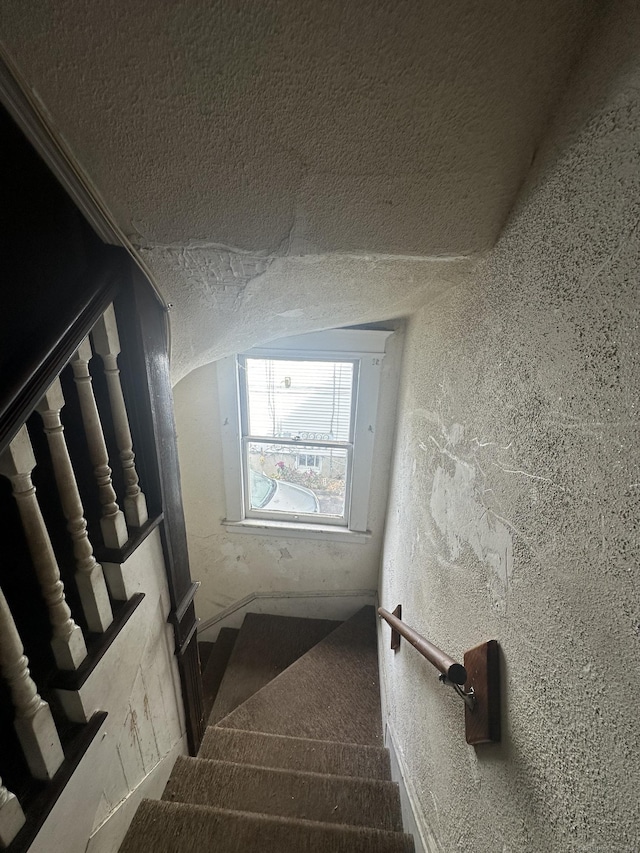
[36,381,113,635]
[92,305,148,528]
[0,426,88,668]
[0,585,64,781]
[0,777,25,848]
[69,337,128,548]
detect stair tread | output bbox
[163,754,402,831]
[119,799,415,853]
[209,613,340,725]
[118,608,411,852]
[217,606,383,745]
[199,727,391,779]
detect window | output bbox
[296,454,321,471]
[217,328,391,537]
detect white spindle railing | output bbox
[0,299,156,830]
[69,338,129,549]
[92,305,148,528]
[0,778,25,848]
[36,381,113,634]
[0,585,64,781]
[0,426,88,669]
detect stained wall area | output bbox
[378,2,640,850]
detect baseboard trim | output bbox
[385,721,440,853]
[197,588,376,641]
[377,596,439,853]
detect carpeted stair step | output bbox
[208,612,340,724]
[119,799,415,853]
[200,627,239,720]
[163,755,403,831]
[118,607,414,853]
[217,605,382,745]
[198,727,391,779]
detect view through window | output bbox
[240,357,356,522]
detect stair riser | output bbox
[199,728,392,779]
[120,800,415,853]
[164,756,404,832]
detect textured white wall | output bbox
[173,329,403,628]
[379,2,640,850]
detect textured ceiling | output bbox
[0,0,598,378]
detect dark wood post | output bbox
[116,260,205,755]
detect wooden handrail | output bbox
[377,606,467,685]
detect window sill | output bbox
[222,518,372,544]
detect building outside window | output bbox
[295,453,322,472]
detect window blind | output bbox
[244,358,355,442]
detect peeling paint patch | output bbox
[427,425,513,610]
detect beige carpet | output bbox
[199,728,391,778]
[209,613,340,724]
[120,800,415,853]
[118,607,414,853]
[217,606,383,745]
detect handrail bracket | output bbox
[439,674,476,710]
[378,605,501,744]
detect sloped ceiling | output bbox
[0,1,598,378]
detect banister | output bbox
[378,606,467,685]
[378,604,502,744]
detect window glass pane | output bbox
[247,441,347,517]
[296,453,321,470]
[244,358,354,441]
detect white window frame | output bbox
[217,328,392,538]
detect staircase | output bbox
[118,606,414,852]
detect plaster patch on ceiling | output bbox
[141,250,476,382]
[137,245,274,297]
[137,242,478,326]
